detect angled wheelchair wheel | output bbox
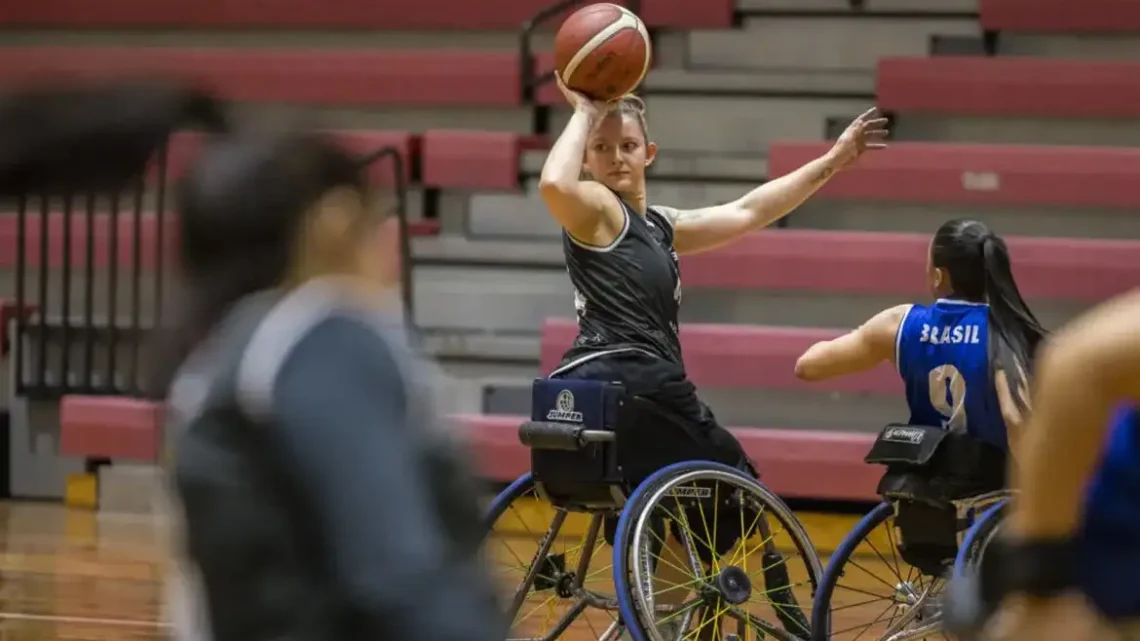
[484,472,626,641]
[953,498,1008,578]
[614,461,823,641]
[810,502,951,641]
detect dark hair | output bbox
[930,219,1046,408]
[0,79,227,197]
[0,80,379,392]
[168,130,371,379]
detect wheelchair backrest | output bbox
[530,377,624,429]
[526,378,626,511]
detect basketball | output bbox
[554,3,651,102]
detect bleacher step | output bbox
[419,330,541,364]
[521,148,770,182]
[736,0,978,14]
[687,15,978,75]
[412,235,562,267]
[644,67,876,97]
[98,463,164,516]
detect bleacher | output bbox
[2,0,1138,510]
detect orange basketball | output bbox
[554,3,651,102]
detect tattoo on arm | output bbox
[814,165,835,183]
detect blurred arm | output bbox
[1008,289,1140,540]
[267,317,501,641]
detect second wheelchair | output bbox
[809,424,1012,641]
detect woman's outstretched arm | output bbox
[661,108,889,255]
[794,304,909,381]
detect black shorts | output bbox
[553,350,758,561]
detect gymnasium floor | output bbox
[0,500,927,641]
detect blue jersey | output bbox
[896,299,1007,450]
[1078,405,1140,619]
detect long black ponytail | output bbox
[930,219,1047,410]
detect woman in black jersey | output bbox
[0,81,502,641]
[540,78,887,633]
[540,77,889,472]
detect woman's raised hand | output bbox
[556,74,618,120]
[827,107,890,170]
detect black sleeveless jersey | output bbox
[558,197,683,369]
[164,281,501,641]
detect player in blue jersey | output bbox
[967,289,1140,641]
[794,218,1046,453]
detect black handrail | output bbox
[518,0,642,103]
[358,145,413,328]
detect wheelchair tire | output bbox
[484,472,625,641]
[484,472,535,532]
[613,461,822,641]
[953,498,1009,578]
[810,501,895,641]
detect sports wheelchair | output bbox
[810,424,1012,641]
[483,378,825,641]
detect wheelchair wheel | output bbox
[614,461,822,641]
[953,498,1008,578]
[810,502,950,641]
[484,472,625,641]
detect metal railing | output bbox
[10,139,413,400]
[13,161,167,399]
[518,0,643,104]
[359,144,414,326]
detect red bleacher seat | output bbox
[164,130,418,183]
[877,57,1140,119]
[0,212,167,271]
[421,131,546,190]
[770,141,1140,210]
[457,413,879,500]
[540,318,900,393]
[0,48,523,108]
[59,395,164,462]
[0,0,734,29]
[682,229,1140,303]
[55,395,879,500]
[980,0,1140,32]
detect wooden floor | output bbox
[486,499,943,641]
[0,502,168,641]
[0,500,930,641]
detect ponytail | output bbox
[981,234,1046,410]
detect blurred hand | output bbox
[555,74,617,120]
[827,107,889,170]
[982,594,1114,641]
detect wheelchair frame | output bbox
[810,490,1011,641]
[483,378,825,641]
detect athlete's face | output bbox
[583,112,656,194]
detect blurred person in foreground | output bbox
[965,288,1140,641]
[0,80,502,641]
